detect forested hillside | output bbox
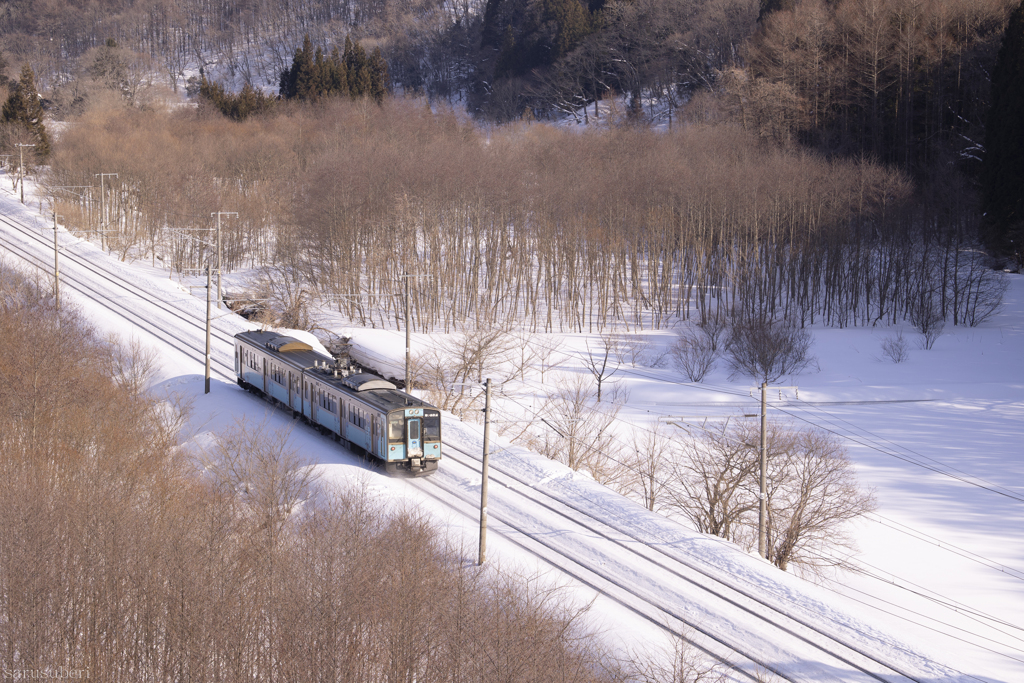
[0,0,1019,328]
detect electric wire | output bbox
[771,404,1024,504]
[788,394,1024,501]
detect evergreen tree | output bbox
[2,64,50,158]
[200,77,275,121]
[982,0,1024,263]
[344,36,372,97]
[280,35,316,99]
[367,47,390,105]
[547,0,591,61]
[327,47,349,97]
[279,35,388,104]
[199,76,230,110]
[494,26,519,79]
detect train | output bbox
[234,330,441,475]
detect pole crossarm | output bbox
[46,185,94,200]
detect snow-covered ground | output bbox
[1,174,1021,682]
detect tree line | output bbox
[45,98,1007,338]
[197,34,390,120]
[3,0,1019,269]
[278,34,390,104]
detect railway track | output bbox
[424,441,928,683]
[0,211,238,381]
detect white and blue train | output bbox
[234,330,441,475]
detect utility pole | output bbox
[405,272,411,389]
[205,264,212,395]
[52,213,63,311]
[759,381,768,560]
[94,173,118,249]
[479,378,492,565]
[400,272,430,391]
[16,144,35,204]
[211,211,237,309]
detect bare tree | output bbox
[582,334,622,402]
[669,326,718,382]
[955,255,1009,327]
[526,375,620,482]
[725,318,815,383]
[200,417,321,549]
[104,333,159,399]
[628,629,727,682]
[757,427,876,573]
[254,265,312,331]
[414,325,518,418]
[672,419,874,574]
[536,337,570,384]
[613,333,652,368]
[620,422,677,512]
[909,290,943,350]
[669,420,761,541]
[508,328,543,381]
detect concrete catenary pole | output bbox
[758,381,768,559]
[212,212,237,309]
[405,271,411,390]
[205,264,212,394]
[17,143,35,204]
[53,213,60,311]
[479,378,492,565]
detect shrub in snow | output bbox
[909,292,944,350]
[669,326,718,382]
[880,329,910,363]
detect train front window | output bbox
[423,412,440,440]
[388,414,404,441]
[408,419,421,441]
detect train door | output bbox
[407,417,423,458]
[371,417,378,456]
[303,379,310,419]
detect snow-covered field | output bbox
[1,175,1021,682]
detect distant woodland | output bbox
[0,0,1021,333]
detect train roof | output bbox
[235,330,433,413]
